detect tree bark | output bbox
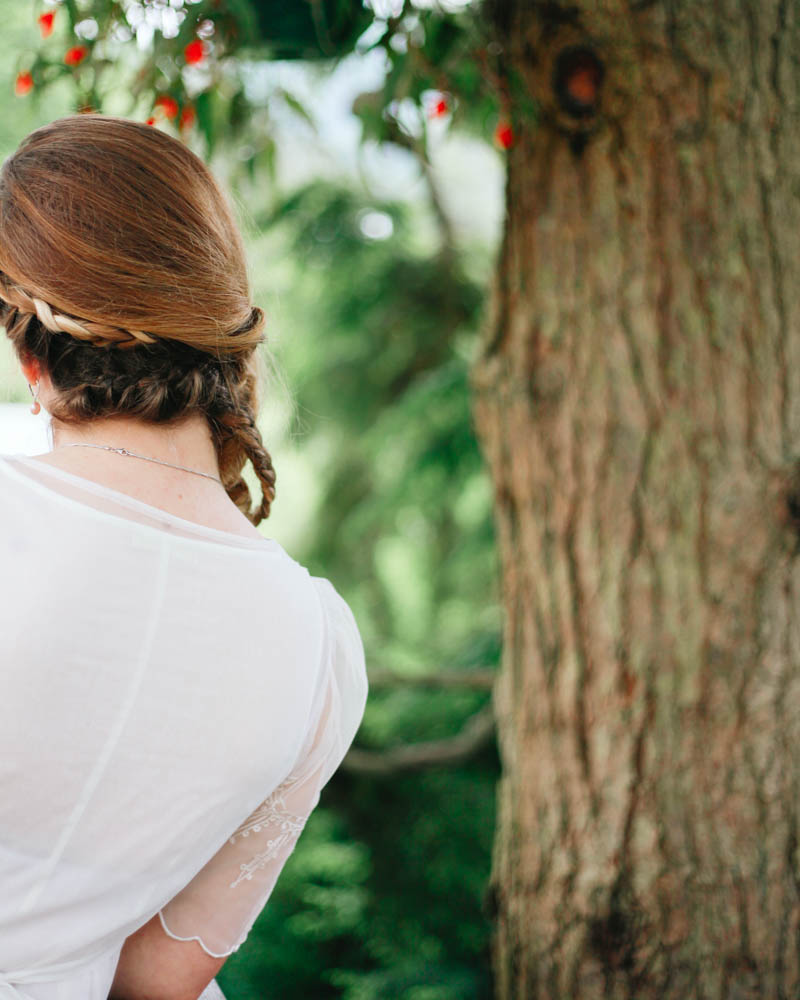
[470,1,800,996]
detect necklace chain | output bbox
[56,442,223,484]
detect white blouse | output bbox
[0,453,369,999]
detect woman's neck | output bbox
[48,411,221,482]
[29,411,266,540]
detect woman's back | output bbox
[0,452,368,994]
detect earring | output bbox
[28,381,41,416]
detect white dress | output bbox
[0,453,369,999]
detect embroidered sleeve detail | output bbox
[227,778,312,888]
[228,771,305,844]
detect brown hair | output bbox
[0,112,276,524]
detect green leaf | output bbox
[259,136,277,185]
[62,0,80,32]
[193,89,215,154]
[277,87,316,131]
[229,86,250,132]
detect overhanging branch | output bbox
[367,669,496,690]
[341,704,496,776]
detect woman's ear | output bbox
[18,354,41,385]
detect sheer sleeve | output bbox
[157,578,368,958]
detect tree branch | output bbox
[367,668,496,690]
[418,150,457,260]
[375,116,458,261]
[341,704,496,775]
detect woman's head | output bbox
[0,112,275,523]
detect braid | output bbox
[1,282,277,524]
[0,274,157,348]
[208,357,277,525]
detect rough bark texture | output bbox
[470,1,800,996]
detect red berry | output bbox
[154,95,179,120]
[37,11,55,38]
[494,121,514,149]
[179,105,196,130]
[14,71,34,96]
[64,44,88,66]
[184,39,205,64]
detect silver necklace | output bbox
[56,442,223,484]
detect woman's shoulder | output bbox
[310,575,369,715]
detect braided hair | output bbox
[0,114,276,524]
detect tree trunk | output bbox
[470,2,800,996]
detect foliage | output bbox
[12,0,512,179]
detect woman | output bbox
[0,114,368,1000]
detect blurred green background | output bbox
[0,2,505,996]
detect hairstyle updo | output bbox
[0,112,276,524]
